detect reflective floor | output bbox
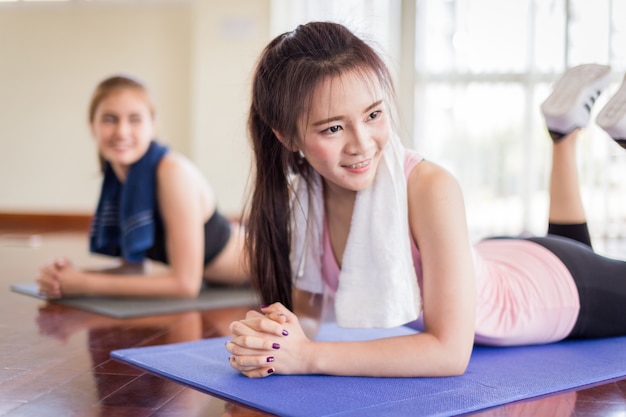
[0,231,625,417]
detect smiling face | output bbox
[90,88,155,179]
[298,70,391,196]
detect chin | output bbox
[350,177,377,192]
[107,149,138,162]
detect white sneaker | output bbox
[541,63,611,141]
[596,74,626,149]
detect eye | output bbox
[367,110,382,120]
[322,125,342,134]
[129,115,143,124]
[101,114,117,124]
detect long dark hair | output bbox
[246,21,396,309]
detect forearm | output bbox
[227,303,473,378]
[293,289,323,340]
[307,332,472,377]
[74,270,202,298]
[84,262,145,275]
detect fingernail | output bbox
[266,356,275,363]
[272,343,280,350]
[282,329,289,336]
[267,368,274,374]
[260,304,269,308]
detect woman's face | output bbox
[298,70,391,196]
[91,88,155,177]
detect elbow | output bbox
[179,287,201,299]
[431,353,470,377]
[446,353,471,376]
[431,339,473,377]
[175,278,203,299]
[444,343,473,376]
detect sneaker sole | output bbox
[541,64,611,137]
[596,73,626,147]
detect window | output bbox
[272,0,626,258]
[413,0,626,257]
[270,0,398,52]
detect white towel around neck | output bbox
[290,134,422,328]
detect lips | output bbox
[343,159,371,169]
[110,143,132,151]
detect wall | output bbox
[189,0,267,215]
[0,0,269,215]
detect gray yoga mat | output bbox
[11,282,259,318]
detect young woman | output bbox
[225,21,626,378]
[37,75,248,299]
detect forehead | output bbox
[97,88,152,114]
[308,70,382,118]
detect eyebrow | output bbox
[100,111,143,118]
[311,99,383,127]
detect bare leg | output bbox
[548,128,586,224]
[542,64,610,246]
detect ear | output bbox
[272,129,299,152]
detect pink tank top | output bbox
[322,150,580,346]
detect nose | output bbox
[344,125,373,156]
[114,120,131,138]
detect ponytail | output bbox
[245,21,395,310]
[246,107,295,309]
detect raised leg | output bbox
[548,129,586,224]
[541,64,611,246]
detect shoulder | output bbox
[157,151,194,177]
[406,160,466,234]
[156,152,214,199]
[407,159,463,202]
[406,160,470,260]
[156,152,208,187]
[155,152,216,220]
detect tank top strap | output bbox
[404,149,424,179]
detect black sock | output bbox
[548,222,592,248]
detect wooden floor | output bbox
[1,231,625,417]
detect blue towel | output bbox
[89,141,169,263]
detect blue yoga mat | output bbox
[111,324,626,417]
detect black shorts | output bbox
[525,235,626,338]
[202,210,232,265]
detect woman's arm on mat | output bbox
[226,162,476,377]
[37,153,211,299]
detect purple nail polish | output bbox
[267,368,274,374]
[260,304,269,309]
[266,356,275,363]
[282,329,289,336]
[272,343,280,350]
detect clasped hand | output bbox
[226,303,312,378]
[37,257,79,299]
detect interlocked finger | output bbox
[228,356,276,378]
[226,336,281,355]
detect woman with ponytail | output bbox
[227,21,626,378]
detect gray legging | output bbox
[523,223,626,338]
